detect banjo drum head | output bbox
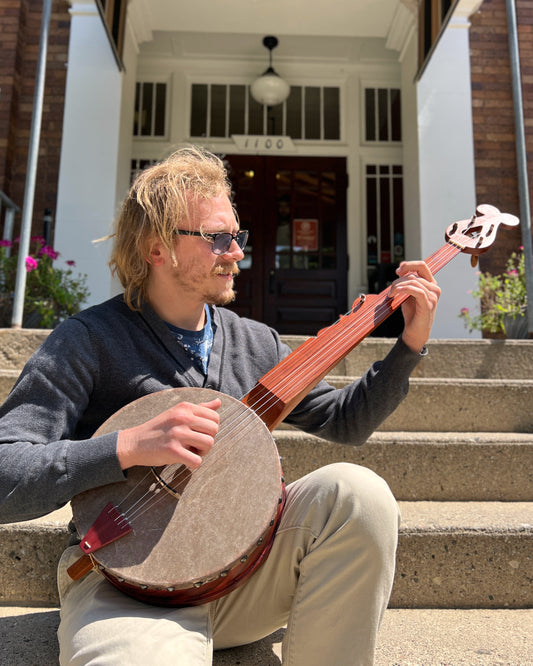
[71,388,284,592]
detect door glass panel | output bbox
[275,179,292,268]
[320,171,336,267]
[231,167,255,270]
[273,169,339,270]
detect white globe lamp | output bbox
[251,36,290,107]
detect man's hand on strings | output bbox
[116,399,221,471]
[389,261,441,353]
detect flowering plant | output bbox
[0,236,89,328]
[459,247,527,336]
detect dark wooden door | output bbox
[225,155,347,335]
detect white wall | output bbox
[55,1,123,308]
[416,16,480,338]
[400,29,421,262]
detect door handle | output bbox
[269,269,276,294]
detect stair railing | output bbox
[0,190,20,257]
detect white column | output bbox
[417,12,480,338]
[55,0,123,308]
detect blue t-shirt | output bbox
[166,306,214,374]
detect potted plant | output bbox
[0,236,90,328]
[459,247,528,338]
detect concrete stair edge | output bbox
[275,430,533,501]
[1,502,531,609]
[2,329,533,379]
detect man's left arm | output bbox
[285,261,440,444]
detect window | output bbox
[130,159,157,184]
[364,88,402,143]
[190,84,340,141]
[417,0,459,77]
[95,0,127,66]
[133,82,167,138]
[365,164,404,284]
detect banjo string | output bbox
[112,401,265,526]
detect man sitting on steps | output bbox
[0,146,440,665]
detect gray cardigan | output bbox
[0,295,423,523]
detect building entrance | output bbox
[224,155,348,335]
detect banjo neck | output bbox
[241,204,519,431]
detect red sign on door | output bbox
[293,219,319,251]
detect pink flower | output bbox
[66,260,76,266]
[39,245,59,260]
[25,256,38,272]
[460,307,469,315]
[0,240,12,248]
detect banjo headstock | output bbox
[445,204,520,256]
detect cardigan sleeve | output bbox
[0,318,126,523]
[284,337,424,445]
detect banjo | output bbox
[68,205,519,606]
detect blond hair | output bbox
[109,146,232,309]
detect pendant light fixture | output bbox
[250,36,290,107]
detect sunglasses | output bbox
[174,229,249,255]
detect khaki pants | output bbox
[58,463,399,665]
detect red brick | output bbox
[0,0,69,241]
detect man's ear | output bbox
[147,238,167,266]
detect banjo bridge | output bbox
[150,464,192,499]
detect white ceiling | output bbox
[130,0,416,60]
[145,0,402,38]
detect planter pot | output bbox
[503,314,528,339]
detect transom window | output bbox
[133,82,167,137]
[364,88,402,143]
[190,84,340,141]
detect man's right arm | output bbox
[0,321,125,523]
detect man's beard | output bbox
[173,260,240,306]
[208,263,240,306]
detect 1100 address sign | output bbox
[232,135,296,154]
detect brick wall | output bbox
[0,0,69,245]
[469,0,532,274]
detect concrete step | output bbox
[282,335,533,379]
[322,376,533,433]
[1,606,532,665]
[0,329,49,371]
[1,330,532,381]
[1,332,531,433]
[1,372,530,433]
[276,430,533,501]
[1,502,531,609]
